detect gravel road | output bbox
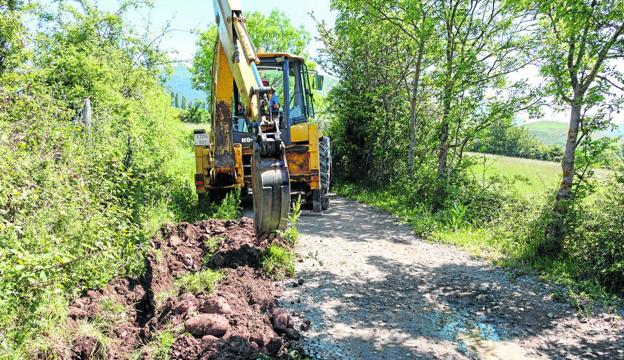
[280,196,624,360]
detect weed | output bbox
[204,236,225,254]
[130,329,175,360]
[262,244,296,280]
[209,190,241,220]
[280,197,302,246]
[175,269,223,294]
[446,202,467,231]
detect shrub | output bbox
[566,176,624,295]
[0,3,198,355]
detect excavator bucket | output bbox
[251,136,290,239]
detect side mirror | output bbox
[314,74,324,91]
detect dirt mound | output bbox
[65,218,302,359]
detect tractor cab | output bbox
[232,53,322,147]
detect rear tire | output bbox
[319,136,331,211]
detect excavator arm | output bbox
[212,0,290,238]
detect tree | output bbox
[530,0,624,252]
[0,0,26,78]
[430,0,535,184]
[191,9,311,97]
[174,92,179,108]
[181,95,187,110]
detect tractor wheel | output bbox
[319,136,331,211]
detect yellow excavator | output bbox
[194,0,331,239]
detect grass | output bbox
[130,329,175,360]
[262,244,296,280]
[470,153,612,198]
[175,269,223,294]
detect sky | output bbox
[98,0,336,64]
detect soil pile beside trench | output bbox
[65,218,303,359]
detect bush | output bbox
[0,3,198,355]
[566,176,624,295]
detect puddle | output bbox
[430,309,508,357]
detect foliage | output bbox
[178,100,209,123]
[280,197,302,246]
[130,329,175,360]
[566,174,624,296]
[175,269,223,294]
[320,0,537,205]
[0,0,27,78]
[0,1,199,355]
[206,189,241,220]
[472,120,564,162]
[526,0,624,251]
[191,10,311,96]
[262,244,296,280]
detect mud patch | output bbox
[64,218,302,359]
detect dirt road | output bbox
[281,196,624,359]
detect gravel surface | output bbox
[280,196,624,360]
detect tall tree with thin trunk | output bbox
[529,0,624,253]
[431,0,535,204]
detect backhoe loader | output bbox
[194,0,331,239]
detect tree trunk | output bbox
[558,98,581,201]
[407,38,426,174]
[545,95,582,253]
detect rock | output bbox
[271,308,293,333]
[201,335,219,343]
[300,319,311,331]
[184,226,199,242]
[185,314,230,337]
[68,306,88,320]
[250,332,270,347]
[201,297,233,315]
[266,337,283,354]
[169,234,183,247]
[297,278,304,286]
[181,254,194,267]
[285,328,300,340]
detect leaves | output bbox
[191,10,311,97]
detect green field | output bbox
[470,153,611,197]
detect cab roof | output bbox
[257,52,305,62]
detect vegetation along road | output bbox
[282,196,624,359]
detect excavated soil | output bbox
[65,218,303,359]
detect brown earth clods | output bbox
[66,218,304,359]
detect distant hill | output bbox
[524,121,568,146]
[164,65,207,105]
[525,121,623,147]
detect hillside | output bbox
[165,65,207,104]
[524,121,568,146]
[525,120,623,146]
